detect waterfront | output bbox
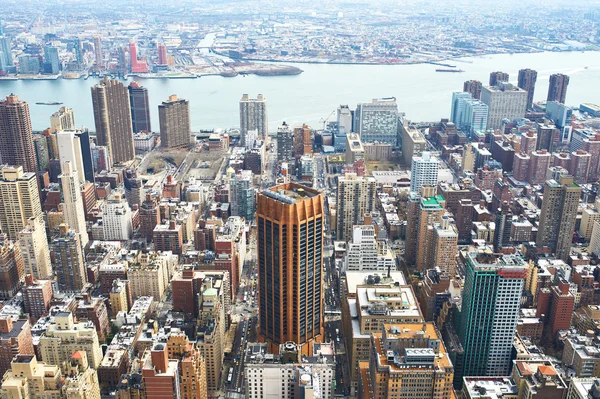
[1,51,599,132]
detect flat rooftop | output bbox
[263,183,320,203]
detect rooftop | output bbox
[263,183,320,203]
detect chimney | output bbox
[0,317,13,333]
[151,344,169,374]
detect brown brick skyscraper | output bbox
[256,183,324,355]
[0,94,37,173]
[547,73,570,104]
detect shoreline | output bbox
[0,48,597,82]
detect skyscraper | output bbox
[536,176,581,260]
[0,94,38,173]
[91,77,135,165]
[93,35,103,70]
[454,250,526,388]
[52,224,86,292]
[337,104,353,132]
[18,217,52,280]
[0,166,42,241]
[43,45,60,74]
[158,94,191,148]
[517,68,537,110]
[0,36,13,72]
[463,79,483,99]
[336,173,376,241]
[229,170,256,221]
[276,122,294,162]
[450,92,473,126]
[0,238,25,299]
[480,83,528,130]
[129,41,148,73]
[128,82,151,133]
[240,94,268,145]
[56,130,86,184]
[489,71,509,86]
[410,151,439,193]
[50,106,76,132]
[60,161,89,248]
[157,43,168,66]
[354,98,398,145]
[256,183,324,355]
[547,73,570,104]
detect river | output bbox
[0,51,599,132]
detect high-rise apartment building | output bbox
[547,73,570,104]
[129,42,149,73]
[336,173,376,241]
[536,176,581,260]
[0,94,37,173]
[157,43,168,66]
[463,79,483,99]
[91,77,135,164]
[0,166,42,241]
[159,94,191,148]
[240,94,268,145]
[0,239,24,299]
[489,71,509,86]
[18,217,51,280]
[196,276,227,391]
[481,83,528,130]
[355,98,398,145]
[102,192,133,241]
[450,92,472,126]
[229,170,256,220]
[454,250,527,387]
[128,82,151,133]
[0,36,13,72]
[142,343,180,399]
[256,183,324,355]
[414,191,446,271]
[22,275,53,322]
[166,330,208,399]
[337,104,353,132]
[345,225,395,272]
[60,161,89,247]
[432,217,459,276]
[93,35,103,69]
[38,311,103,372]
[50,106,76,132]
[57,130,86,184]
[358,323,456,399]
[52,223,86,292]
[277,122,294,161]
[517,68,538,110]
[410,151,439,193]
[245,342,336,399]
[140,193,160,241]
[43,45,60,74]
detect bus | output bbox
[227,370,233,384]
[243,293,248,303]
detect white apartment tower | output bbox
[56,130,85,184]
[0,166,43,241]
[410,152,439,193]
[59,161,89,248]
[101,193,133,241]
[480,82,528,130]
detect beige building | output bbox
[432,217,459,276]
[0,166,43,241]
[364,142,392,162]
[128,252,176,301]
[358,323,455,399]
[579,200,600,242]
[18,216,52,279]
[38,312,103,372]
[196,276,226,392]
[400,121,426,165]
[342,275,424,392]
[109,280,129,315]
[50,106,76,132]
[159,95,191,149]
[336,173,376,241]
[346,133,365,163]
[481,82,528,130]
[536,176,581,260]
[60,161,89,247]
[1,354,63,398]
[91,77,135,165]
[62,351,102,399]
[166,329,208,399]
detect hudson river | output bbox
[1,51,599,131]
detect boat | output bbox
[35,101,63,105]
[436,68,464,73]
